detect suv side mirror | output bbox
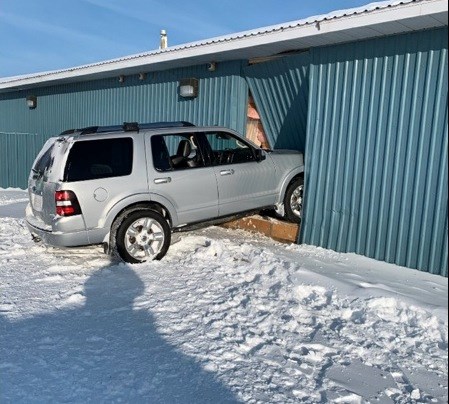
[254,148,266,162]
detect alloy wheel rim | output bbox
[290,184,303,217]
[124,217,165,261]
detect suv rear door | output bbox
[147,133,219,225]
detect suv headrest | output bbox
[177,139,191,157]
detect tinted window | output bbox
[33,144,54,178]
[151,136,172,172]
[64,138,133,182]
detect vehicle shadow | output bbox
[0,265,239,403]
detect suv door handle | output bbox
[154,177,172,184]
[220,169,234,176]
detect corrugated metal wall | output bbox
[0,60,248,188]
[1,28,447,277]
[0,132,48,189]
[301,27,448,276]
[244,53,309,150]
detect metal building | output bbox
[0,0,447,276]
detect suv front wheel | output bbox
[116,210,171,263]
[284,176,304,224]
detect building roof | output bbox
[0,0,447,92]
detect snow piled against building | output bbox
[0,189,447,403]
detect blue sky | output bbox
[1,0,374,78]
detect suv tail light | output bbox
[55,190,82,216]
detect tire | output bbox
[116,210,171,263]
[284,176,304,224]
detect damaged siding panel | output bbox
[243,53,310,151]
[302,28,448,276]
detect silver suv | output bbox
[26,122,304,263]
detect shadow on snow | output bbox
[0,264,239,403]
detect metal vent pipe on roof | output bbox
[160,30,168,49]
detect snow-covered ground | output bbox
[0,189,447,403]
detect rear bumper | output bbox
[26,219,90,247]
[25,206,90,247]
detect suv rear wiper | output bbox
[31,168,43,178]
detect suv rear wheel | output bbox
[284,176,304,224]
[116,210,171,263]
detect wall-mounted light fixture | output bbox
[207,62,216,72]
[26,95,37,109]
[138,72,147,81]
[118,75,125,83]
[179,78,199,98]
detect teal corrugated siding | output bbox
[0,132,48,188]
[301,28,448,276]
[0,61,248,188]
[243,53,309,150]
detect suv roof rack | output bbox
[75,121,195,136]
[54,129,77,137]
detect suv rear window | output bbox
[64,138,133,182]
[33,144,55,178]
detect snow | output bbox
[0,189,447,403]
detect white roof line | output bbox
[0,0,446,88]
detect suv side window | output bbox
[204,132,255,165]
[151,134,204,171]
[64,138,133,182]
